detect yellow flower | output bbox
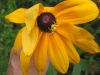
[91,0,100,18]
[5,0,100,75]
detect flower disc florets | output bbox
[37,12,56,32]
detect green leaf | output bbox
[72,58,91,75]
[80,58,90,71]
[72,63,82,75]
[46,63,58,75]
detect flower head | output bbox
[5,0,100,75]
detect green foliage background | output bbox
[0,0,100,75]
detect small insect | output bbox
[48,21,59,34]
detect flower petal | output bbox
[48,33,69,73]
[25,3,44,33]
[71,26,100,54]
[22,25,41,56]
[60,37,80,64]
[56,22,73,41]
[20,50,31,75]
[33,32,48,74]
[57,24,80,63]
[5,8,26,23]
[57,22,99,54]
[44,7,53,12]
[51,0,99,24]
[98,11,100,18]
[13,27,24,54]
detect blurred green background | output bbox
[0,0,100,75]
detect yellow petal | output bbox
[57,22,80,63]
[22,25,40,56]
[51,0,99,24]
[71,26,100,54]
[13,27,24,54]
[48,33,69,73]
[33,32,48,74]
[98,11,100,18]
[62,39,80,64]
[44,7,53,12]
[20,50,31,75]
[56,22,73,41]
[51,0,91,14]
[57,23,80,63]
[57,21,99,54]
[5,8,26,23]
[25,3,44,33]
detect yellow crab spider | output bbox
[48,23,59,34]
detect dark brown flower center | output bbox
[37,12,56,32]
